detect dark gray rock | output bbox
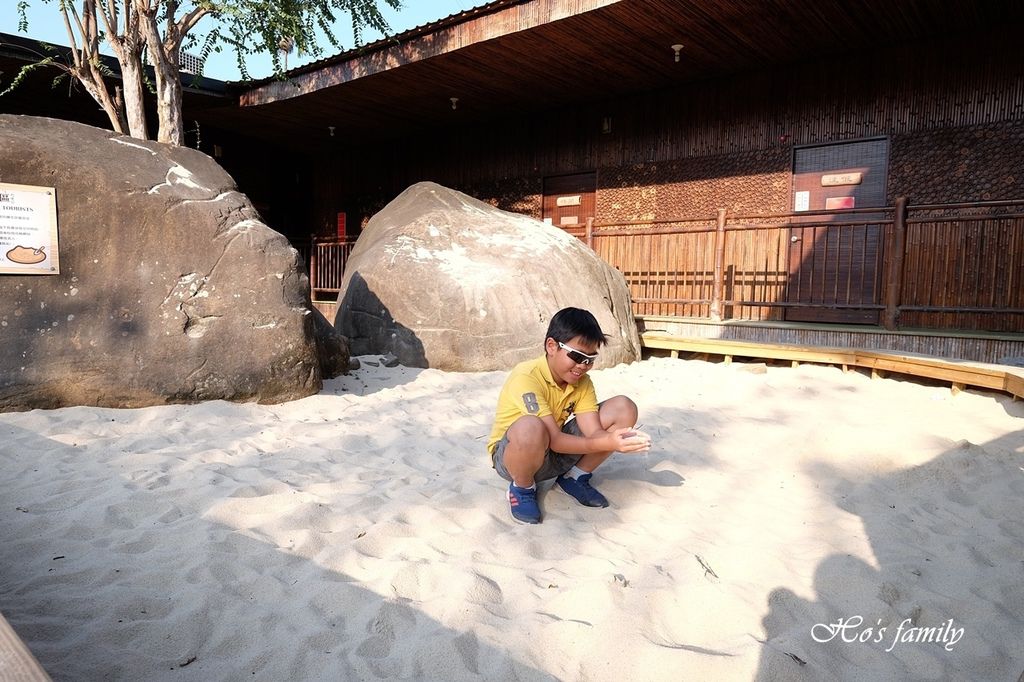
[310,306,351,379]
[0,115,336,410]
[335,182,641,370]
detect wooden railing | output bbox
[898,200,1024,332]
[567,198,1024,333]
[306,199,1024,333]
[308,236,357,300]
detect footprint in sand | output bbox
[466,572,504,606]
[144,474,172,491]
[115,535,157,555]
[453,631,480,675]
[228,480,293,498]
[156,505,184,524]
[104,500,150,530]
[355,600,417,659]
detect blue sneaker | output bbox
[556,473,609,508]
[508,484,541,524]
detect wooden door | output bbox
[786,139,888,324]
[543,172,596,228]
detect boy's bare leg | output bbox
[501,415,549,487]
[576,395,638,473]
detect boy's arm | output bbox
[572,410,609,438]
[540,413,616,454]
[541,412,649,455]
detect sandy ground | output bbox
[1,356,1022,681]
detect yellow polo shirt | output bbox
[487,354,599,456]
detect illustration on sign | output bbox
[0,182,59,275]
[6,245,47,264]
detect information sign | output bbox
[0,182,59,275]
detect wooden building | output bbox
[2,0,1023,363]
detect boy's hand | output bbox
[612,426,652,453]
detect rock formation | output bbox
[0,115,346,410]
[335,182,640,370]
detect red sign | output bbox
[336,212,347,237]
[825,196,855,210]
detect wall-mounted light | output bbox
[671,44,684,62]
[328,126,335,137]
[450,97,459,110]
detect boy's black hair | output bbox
[545,307,608,347]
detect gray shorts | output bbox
[492,418,585,483]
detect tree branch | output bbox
[65,1,96,62]
[135,1,166,65]
[105,0,121,33]
[160,0,186,53]
[58,5,83,69]
[179,6,210,36]
[98,0,123,53]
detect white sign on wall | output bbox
[794,190,810,212]
[0,182,59,275]
[821,172,863,186]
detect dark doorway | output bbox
[542,172,597,227]
[786,138,889,324]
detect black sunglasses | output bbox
[558,341,598,366]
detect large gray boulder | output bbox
[335,182,640,370]
[0,115,343,410]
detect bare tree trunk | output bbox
[100,2,149,139]
[154,62,184,145]
[137,0,186,146]
[77,72,128,134]
[118,56,149,139]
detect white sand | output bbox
[1,356,1022,681]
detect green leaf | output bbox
[0,57,56,97]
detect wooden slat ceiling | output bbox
[201,0,1020,152]
[7,0,1016,154]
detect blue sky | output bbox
[1,1,474,81]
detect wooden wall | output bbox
[297,23,1024,334]
[312,26,1023,235]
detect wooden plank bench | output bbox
[640,332,1024,399]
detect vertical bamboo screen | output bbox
[899,202,1024,332]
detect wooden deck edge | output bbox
[634,314,1024,343]
[1005,372,1024,397]
[640,332,1024,399]
[0,612,51,681]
